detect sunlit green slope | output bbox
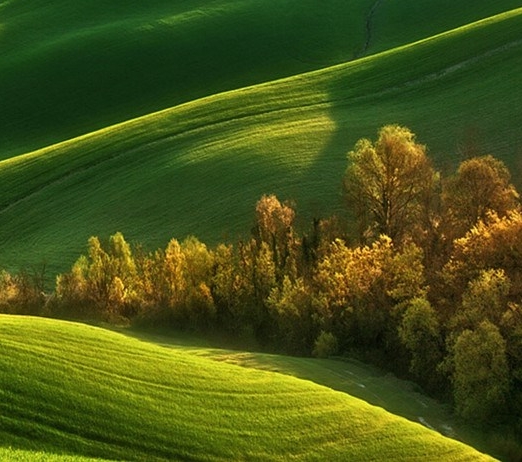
[0,448,111,462]
[0,8,521,277]
[0,315,494,461]
[1,0,518,158]
[132,328,500,458]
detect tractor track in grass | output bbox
[355,0,382,58]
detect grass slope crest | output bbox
[0,315,494,461]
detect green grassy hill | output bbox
[0,448,110,462]
[0,314,494,461]
[0,6,521,277]
[0,0,373,158]
[368,0,522,54]
[1,0,519,158]
[129,328,504,459]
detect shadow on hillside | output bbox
[294,85,385,231]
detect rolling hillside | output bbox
[0,314,495,461]
[0,5,521,277]
[2,0,520,158]
[0,0,371,158]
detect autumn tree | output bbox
[212,243,244,329]
[313,236,425,354]
[0,271,18,313]
[440,210,522,309]
[109,232,137,290]
[441,155,519,240]
[0,269,46,315]
[56,233,138,319]
[212,238,276,340]
[182,237,216,328]
[313,237,384,347]
[85,236,113,308]
[343,125,437,245]
[254,194,299,280]
[135,237,216,329]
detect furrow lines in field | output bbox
[0,142,150,215]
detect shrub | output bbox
[312,331,338,358]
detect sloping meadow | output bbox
[0,315,494,461]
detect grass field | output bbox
[0,0,373,158]
[0,448,110,462]
[2,0,517,158]
[127,327,504,459]
[0,314,495,461]
[0,4,521,278]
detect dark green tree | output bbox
[451,321,510,422]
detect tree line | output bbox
[2,125,521,441]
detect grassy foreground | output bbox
[0,315,494,461]
[0,448,111,462]
[0,7,521,277]
[128,328,504,460]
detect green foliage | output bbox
[451,321,510,422]
[458,269,510,328]
[267,276,315,354]
[211,243,253,335]
[399,298,442,383]
[312,331,339,358]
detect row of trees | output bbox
[2,125,521,437]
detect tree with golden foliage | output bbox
[56,233,138,319]
[254,194,298,280]
[313,235,425,353]
[441,210,522,305]
[343,125,436,245]
[442,155,519,240]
